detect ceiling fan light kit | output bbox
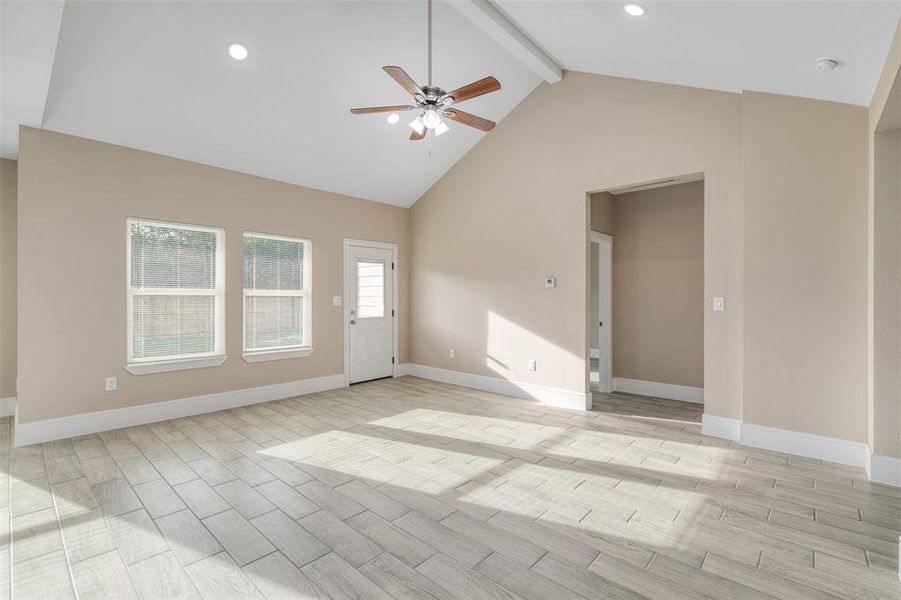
[350,0,501,140]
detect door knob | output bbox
[350,319,356,325]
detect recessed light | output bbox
[386,113,400,124]
[815,57,842,72]
[624,4,645,16]
[228,43,248,61]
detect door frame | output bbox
[590,231,613,393]
[342,238,399,386]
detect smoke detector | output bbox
[815,57,842,72]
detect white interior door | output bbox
[592,233,613,393]
[346,244,394,384]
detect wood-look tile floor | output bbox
[1,376,899,599]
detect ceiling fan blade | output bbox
[350,105,416,114]
[439,76,500,105]
[442,108,495,132]
[410,128,427,141]
[383,66,423,99]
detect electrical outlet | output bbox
[449,349,455,359]
[528,359,537,371]
[105,377,117,392]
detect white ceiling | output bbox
[32,1,542,206]
[1,1,900,206]
[0,0,64,158]
[495,0,901,106]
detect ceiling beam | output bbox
[448,0,563,84]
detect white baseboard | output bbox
[590,348,600,359]
[867,451,901,487]
[701,413,741,441]
[399,363,590,410]
[702,413,869,469]
[612,377,704,404]
[394,363,413,377]
[739,422,868,468]
[0,397,16,418]
[14,374,346,447]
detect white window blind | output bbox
[243,232,311,353]
[127,219,225,364]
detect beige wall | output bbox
[741,92,868,442]
[874,129,901,456]
[589,192,614,235]
[411,72,744,420]
[0,159,16,399]
[869,19,901,457]
[612,181,704,388]
[17,128,410,424]
[412,71,872,445]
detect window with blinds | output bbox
[127,219,225,364]
[243,232,311,354]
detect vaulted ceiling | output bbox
[496,0,901,106]
[2,1,900,207]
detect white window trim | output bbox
[241,347,314,363]
[126,218,227,375]
[242,232,313,362]
[125,354,227,375]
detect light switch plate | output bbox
[105,377,117,392]
[713,296,725,312]
[528,359,537,371]
[449,349,455,359]
[332,296,342,306]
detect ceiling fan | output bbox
[350,0,501,140]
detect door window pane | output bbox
[357,260,385,318]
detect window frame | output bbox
[125,218,227,375]
[241,231,313,363]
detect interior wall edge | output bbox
[869,20,901,461]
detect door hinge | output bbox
[391,357,395,364]
[392,309,395,317]
[600,321,603,327]
[391,262,395,270]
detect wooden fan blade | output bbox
[410,128,427,141]
[442,108,495,132]
[439,76,500,105]
[383,66,423,98]
[350,105,416,114]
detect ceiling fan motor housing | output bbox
[420,85,447,105]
